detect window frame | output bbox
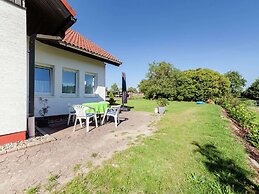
[35,64,54,96]
[84,72,97,95]
[62,68,79,96]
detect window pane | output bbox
[85,74,95,94]
[62,70,77,94]
[35,67,51,93]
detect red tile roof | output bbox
[60,0,76,17]
[60,29,122,65]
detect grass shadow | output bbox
[192,142,258,193]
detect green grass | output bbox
[26,186,39,194]
[61,100,258,193]
[44,173,59,192]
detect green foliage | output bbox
[45,173,59,192]
[244,78,259,100]
[138,61,180,99]
[156,98,169,107]
[73,163,82,173]
[110,83,120,94]
[238,98,257,107]
[108,92,116,105]
[91,152,98,158]
[128,87,138,93]
[176,68,231,101]
[225,71,247,97]
[217,96,259,148]
[26,186,39,194]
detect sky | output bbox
[67,0,259,89]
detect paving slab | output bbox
[0,111,158,193]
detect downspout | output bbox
[28,34,62,137]
[28,34,36,137]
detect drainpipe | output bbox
[28,34,36,137]
[28,34,62,137]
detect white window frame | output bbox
[35,64,54,96]
[84,72,97,96]
[61,68,79,96]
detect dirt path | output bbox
[0,111,159,193]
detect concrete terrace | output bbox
[0,111,158,193]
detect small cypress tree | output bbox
[108,92,116,105]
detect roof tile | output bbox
[61,29,122,65]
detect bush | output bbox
[243,78,259,100]
[108,92,116,105]
[217,96,259,148]
[176,69,231,101]
[156,98,169,107]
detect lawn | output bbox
[61,100,258,193]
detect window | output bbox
[62,69,78,94]
[35,66,53,95]
[85,73,96,94]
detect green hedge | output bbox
[216,97,259,149]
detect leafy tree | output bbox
[225,71,247,97]
[244,79,259,100]
[128,87,138,93]
[110,83,119,95]
[176,68,231,101]
[138,62,180,99]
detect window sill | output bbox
[61,94,80,98]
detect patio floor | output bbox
[0,111,158,193]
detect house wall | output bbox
[34,41,106,117]
[0,1,27,137]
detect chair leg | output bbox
[86,117,90,132]
[114,116,118,127]
[67,114,71,126]
[79,118,83,128]
[94,115,98,128]
[73,117,77,132]
[101,115,106,125]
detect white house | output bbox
[0,0,122,144]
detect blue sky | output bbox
[67,0,259,89]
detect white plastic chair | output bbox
[67,104,76,126]
[101,105,121,127]
[73,105,98,132]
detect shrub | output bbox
[248,127,259,148]
[217,96,259,148]
[243,78,259,100]
[176,68,231,101]
[108,92,116,105]
[156,98,169,107]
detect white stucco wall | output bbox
[0,1,27,135]
[34,41,106,117]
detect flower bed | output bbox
[216,97,259,149]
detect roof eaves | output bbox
[59,42,122,66]
[59,0,76,17]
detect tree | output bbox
[225,71,247,97]
[176,68,231,101]
[244,79,259,100]
[128,87,137,93]
[138,62,180,99]
[110,83,119,95]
